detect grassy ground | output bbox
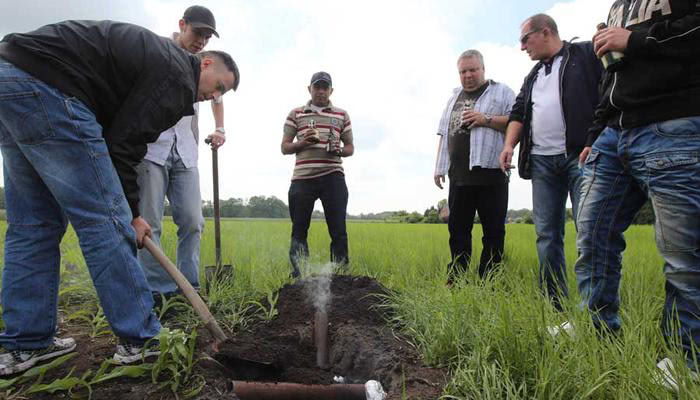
[0,219,697,399]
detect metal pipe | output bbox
[229,381,366,400]
[314,310,329,369]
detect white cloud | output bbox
[0,0,613,214]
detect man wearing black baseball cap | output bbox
[183,5,219,38]
[281,71,355,278]
[136,5,233,308]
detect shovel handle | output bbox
[143,236,228,344]
[204,137,222,268]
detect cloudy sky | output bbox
[0,0,612,214]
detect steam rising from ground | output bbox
[302,262,337,314]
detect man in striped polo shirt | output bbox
[281,71,355,278]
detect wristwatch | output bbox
[484,114,493,126]
[215,127,225,134]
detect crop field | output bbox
[0,219,697,399]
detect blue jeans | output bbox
[288,172,349,278]
[531,153,583,309]
[0,60,160,349]
[576,119,700,368]
[136,150,203,294]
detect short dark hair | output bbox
[525,13,559,37]
[198,50,240,91]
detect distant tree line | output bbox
[165,195,289,218]
[0,186,655,224]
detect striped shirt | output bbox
[435,80,515,176]
[283,101,353,180]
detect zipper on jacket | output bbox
[609,72,624,128]
[559,47,570,158]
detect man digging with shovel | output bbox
[136,5,233,314]
[0,19,239,375]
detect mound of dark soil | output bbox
[214,275,446,399]
[27,275,446,399]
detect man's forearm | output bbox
[281,141,302,154]
[504,120,523,148]
[212,100,224,128]
[340,143,354,157]
[490,115,509,132]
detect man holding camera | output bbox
[281,72,354,278]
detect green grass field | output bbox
[0,219,697,399]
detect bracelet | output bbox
[215,127,225,134]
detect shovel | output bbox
[143,236,228,351]
[204,139,233,292]
[144,236,282,373]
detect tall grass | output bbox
[0,219,697,399]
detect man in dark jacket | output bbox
[499,14,603,310]
[0,20,238,375]
[572,0,700,389]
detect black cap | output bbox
[183,5,219,38]
[310,71,332,86]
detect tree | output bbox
[247,196,289,218]
[0,186,4,209]
[423,206,441,224]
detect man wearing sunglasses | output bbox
[136,6,233,307]
[499,14,603,311]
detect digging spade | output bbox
[143,236,228,351]
[204,138,233,292]
[144,236,282,374]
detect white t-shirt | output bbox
[530,56,567,156]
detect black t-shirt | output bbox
[447,82,505,186]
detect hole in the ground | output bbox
[213,276,397,384]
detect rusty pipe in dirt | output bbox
[314,310,329,369]
[229,381,374,400]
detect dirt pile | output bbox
[27,275,446,399]
[215,275,446,399]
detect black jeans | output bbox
[448,181,508,279]
[288,172,349,277]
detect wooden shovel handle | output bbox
[143,236,228,344]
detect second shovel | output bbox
[204,139,233,293]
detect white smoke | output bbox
[303,262,337,314]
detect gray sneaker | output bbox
[656,357,699,391]
[113,340,160,365]
[0,337,77,376]
[547,321,575,338]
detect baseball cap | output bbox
[183,5,219,38]
[310,71,332,86]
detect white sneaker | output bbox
[0,337,76,376]
[547,321,575,338]
[113,340,160,365]
[656,357,699,391]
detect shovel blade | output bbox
[205,264,233,293]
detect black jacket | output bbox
[0,20,200,218]
[588,0,700,143]
[509,41,603,179]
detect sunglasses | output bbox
[520,28,543,45]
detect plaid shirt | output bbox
[435,80,515,176]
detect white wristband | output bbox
[215,127,225,134]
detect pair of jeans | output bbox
[531,153,582,310]
[447,181,508,279]
[0,60,160,349]
[136,151,204,294]
[576,119,700,368]
[288,172,349,277]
